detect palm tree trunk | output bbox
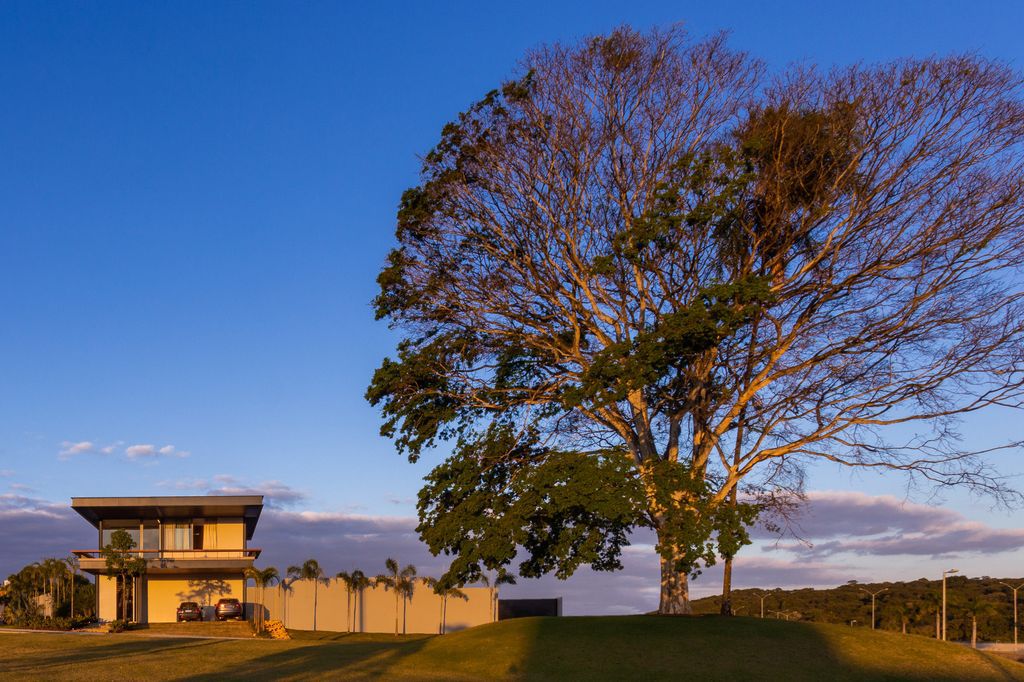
[395,592,400,636]
[442,596,448,635]
[346,590,352,633]
[313,582,318,631]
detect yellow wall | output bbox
[98,575,119,622]
[257,578,494,634]
[145,575,244,623]
[209,518,244,550]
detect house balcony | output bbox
[72,548,261,575]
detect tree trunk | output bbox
[313,583,318,631]
[720,556,734,616]
[346,591,352,633]
[972,617,977,648]
[658,546,692,615]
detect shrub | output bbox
[2,613,92,631]
[107,619,130,633]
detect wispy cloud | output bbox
[58,439,187,461]
[157,476,307,508]
[124,443,190,460]
[757,490,1024,559]
[8,483,37,493]
[58,441,96,460]
[0,469,13,478]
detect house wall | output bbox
[252,578,493,634]
[145,575,244,623]
[210,518,245,550]
[98,575,118,622]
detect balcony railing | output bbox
[72,548,262,560]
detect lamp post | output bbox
[859,587,888,630]
[752,591,770,619]
[942,569,958,642]
[998,581,1024,649]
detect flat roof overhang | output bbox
[71,495,264,540]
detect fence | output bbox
[250,577,493,634]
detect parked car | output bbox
[176,602,202,622]
[215,598,243,621]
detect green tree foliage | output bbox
[368,25,1024,614]
[694,576,1022,643]
[102,530,147,622]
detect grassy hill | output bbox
[2,615,1023,680]
[692,576,1024,641]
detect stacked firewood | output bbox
[264,620,290,640]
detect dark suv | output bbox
[215,598,243,621]
[176,602,202,622]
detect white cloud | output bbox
[124,443,189,460]
[158,475,307,508]
[58,441,95,459]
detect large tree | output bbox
[368,26,1024,614]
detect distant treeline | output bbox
[692,577,1023,642]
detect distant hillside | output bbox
[692,576,1024,642]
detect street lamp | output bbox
[859,587,888,630]
[752,591,772,619]
[998,581,1024,649]
[942,569,958,642]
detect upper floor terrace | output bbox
[70,495,263,574]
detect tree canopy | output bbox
[368,25,1024,614]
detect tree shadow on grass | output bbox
[0,637,222,676]
[516,616,1024,682]
[178,638,434,681]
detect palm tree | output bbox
[336,571,357,633]
[375,558,417,635]
[479,571,516,622]
[279,576,294,629]
[882,600,916,634]
[351,570,372,633]
[422,577,469,634]
[65,556,79,619]
[335,569,373,634]
[963,597,997,648]
[287,559,327,631]
[245,566,279,634]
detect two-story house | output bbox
[71,495,263,623]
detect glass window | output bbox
[173,523,192,549]
[102,525,140,548]
[142,526,160,551]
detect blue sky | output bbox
[2,1,1023,611]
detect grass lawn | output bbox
[1,615,1023,681]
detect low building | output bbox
[71,495,263,623]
